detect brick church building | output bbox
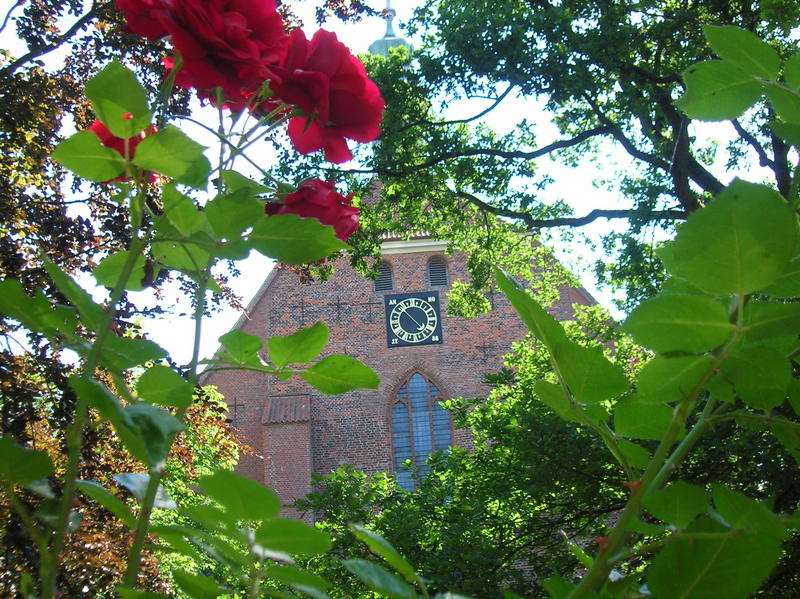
[202,235,595,515]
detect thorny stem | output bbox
[42,187,150,599]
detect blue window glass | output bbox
[391,373,451,491]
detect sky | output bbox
[1,0,767,366]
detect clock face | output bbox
[385,292,443,347]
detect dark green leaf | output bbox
[93,251,148,291]
[0,435,54,485]
[117,587,171,599]
[0,279,77,337]
[676,60,762,120]
[221,169,271,195]
[494,266,567,351]
[113,472,176,509]
[77,480,136,527]
[84,59,151,138]
[133,126,210,187]
[742,300,800,342]
[617,439,651,470]
[350,524,418,585]
[703,25,780,79]
[43,259,106,330]
[161,184,208,236]
[124,403,184,465]
[636,355,713,404]
[721,346,790,409]
[136,365,194,408]
[552,340,629,403]
[648,516,782,599]
[268,322,329,368]
[300,355,380,394]
[249,214,349,264]
[100,335,168,370]
[771,121,800,148]
[614,399,676,440]
[622,294,733,353]
[764,82,800,124]
[784,52,800,90]
[255,519,331,554]
[52,131,126,182]
[172,569,226,599]
[342,559,417,599]
[198,470,280,521]
[712,485,786,539]
[266,565,331,590]
[150,239,211,272]
[643,481,709,529]
[658,180,797,296]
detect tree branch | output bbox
[343,125,613,177]
[0,0,24,36]
[398,85,516,133]
[452,189,686,229]
[1,3,98,74]
[731,119,775,169]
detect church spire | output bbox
[368,0,412,56]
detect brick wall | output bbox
[203,244,595,511]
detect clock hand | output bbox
[405,310,423,329]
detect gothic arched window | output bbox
[390,373,451,491]
[427,256,448,287]
[374,261,393,292]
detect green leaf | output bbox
[784,52,800,90]
[712,485,786,539]
[534,380,581,423]
[136,365,194,408]
[636,355,714,404]
[494,266,567,350]
[77,480,136,527]
[117,588,171,599]
[150,239,211,272]
[350,524,419,585]
[658,180,797,296]
[124,403,184,465]
[617,439,651,469]
[69,376,149,464]
[133,126,210,187]
[622,294,733,353]
[255,519,331,554]
[720,346,790,409]
[552,340,629,403]
[205,188,264,239]
[52,131,126,182]
[643,481,709,529]
[218,329,263,364]
[342,559,417,599]
[614,399,676,440]
[43,258,106,330]
[100,335,168,370]
[222,169,271,195]
[172,569,226,599]
[676,60,762,120]
[771,121,800,148]
[648,516,782,599]
[0,279,77,337]
[703,25,780,79]
[197,470,280,521]
[84,59,151,138]
[93,251,149,291]
[300,355,380,395]
[760,253,800,297]
[161,184,208,236]
[771,417,800,463]
[249,214,349,264]
[268,322,329,368]
[266,565,331,591]
[742,300,800,342]
[764,82,800,124]
[0,435,54,485]
[113,472,177,509]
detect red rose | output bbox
[116,0,288,108]
[271,29,384,163]
[266,179,359,241]
[88,120,156,182]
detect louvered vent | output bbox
[374,261,393,292]
[428,257,448,286]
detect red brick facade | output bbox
[202,241,595,513]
